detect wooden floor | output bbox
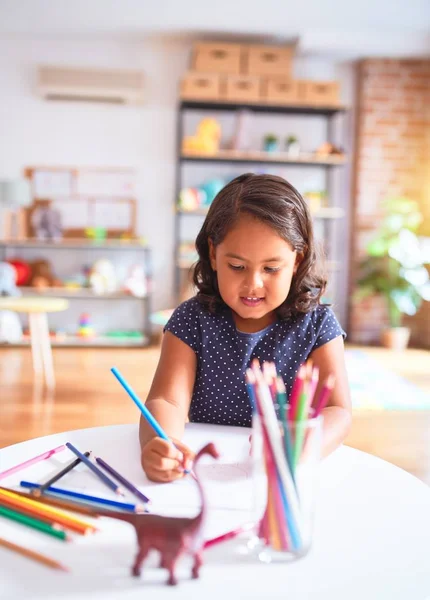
[1,344,429,486]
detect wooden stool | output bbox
[0,297,69,389]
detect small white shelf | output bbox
[2,335,149,348]
[19,287,148,300]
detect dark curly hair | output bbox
[193,173,327,319]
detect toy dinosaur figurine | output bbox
[98,442,219,586]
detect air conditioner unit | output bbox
[37,65,144,104]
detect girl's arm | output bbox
[309,336,352,458]
[139,331,197,481]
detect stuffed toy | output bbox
[123,264,147,298]
[31,203,63,241]
[88,259,117,295]
[0,262,21,296]
[6,259,31,286]
[29,259,62,289]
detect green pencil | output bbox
[292,383,310,469]
[0,505,68,541]
[276,377,295,482]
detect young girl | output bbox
[140,173,351,482]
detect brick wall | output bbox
[349,59,430,347]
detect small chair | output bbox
[0,296,69,389]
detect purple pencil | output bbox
[95,457,150,504]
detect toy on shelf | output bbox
[29,259,62,289]
[96,443,219,586]
[182,118,221,155]
[77,313,95,338]
[6,259,31,286]
[123,264,147,298]
[30,201,63,241]
[315,142,344,157]
[0,262,21,296]
[88,259,117,295]
[85,227,107,241]
[178,178,224,212]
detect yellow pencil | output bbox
[0,489,97,535]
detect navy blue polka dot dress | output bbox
[164,296,345,427]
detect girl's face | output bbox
[209,214,301,333]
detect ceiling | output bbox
[0,0,429,58]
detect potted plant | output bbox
[263,134,279,153]
[355,197,430,351]
[286,135,300,158]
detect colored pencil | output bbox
[0,505,68,541]
[203,522,256,549]
[288,365,305,421]
[32,451,91,497]
[0,488,96,534]
[253,367,302,550]
[307,366,320,409]
[65,443,124,496]
[110,367,170,441]
[0,486,99,516]
[276,378,295,481]
[313,374,335,417]
[95,457,150,504]
[19,481,145,512]
[0,495,66,531]
[111,367,190,474]
[0,445,65,481]
[0,537,69,571]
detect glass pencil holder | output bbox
[250,413,323,563]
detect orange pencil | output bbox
[0,496,65,531]
[0,486,99,516]
[0,537,69,571]
[0,489,97,535]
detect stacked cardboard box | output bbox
[180,42,341,107]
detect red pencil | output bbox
[288,365,305,421]
[313,374,335,417]
[203,523,256,550]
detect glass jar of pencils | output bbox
[251,412,323,563]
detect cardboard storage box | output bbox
[180,73,221,101]
[192,42,243,75]
[262,78,299,104]
[224,75,261,102]
[244,45,293,77]
[299,80,340,106]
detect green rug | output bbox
[345,349,430,411]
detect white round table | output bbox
[0,423,429,600]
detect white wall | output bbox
[0,35,355,326]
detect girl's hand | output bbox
[141,437,195,483]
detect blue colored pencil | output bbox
[95,457,150,504]
[111,367,169,441]
[65,442,124,496]
[111,367,190,474]
[19,481,144,512]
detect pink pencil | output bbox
[0,445,66,481]
[313,375,335,417]
[288,365,305,421]
[203,522,256,549]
